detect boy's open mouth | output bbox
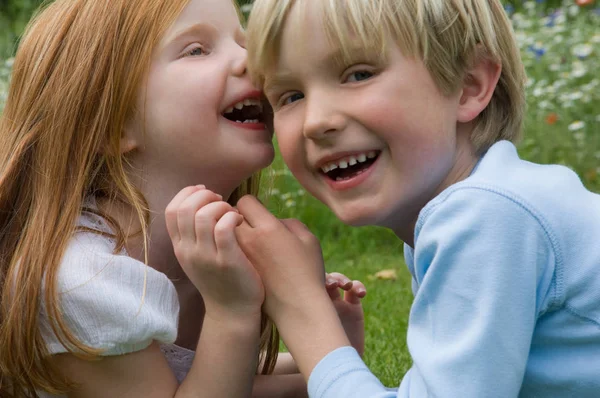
[320,151,381,182]
[222,98,264,124]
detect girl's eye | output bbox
[281,92,304,106]
[346,70,373,83]
[183,45,207,57]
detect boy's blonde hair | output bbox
[247,0,527,153]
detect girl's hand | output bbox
[165,186,264,320]
[326,273,366,357]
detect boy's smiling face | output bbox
[263,2,480,243]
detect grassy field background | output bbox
[0,0,598,387]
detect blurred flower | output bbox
[572,44,593,59]
[240,4,253,13]
[575,0,595,7]
[568,121,586,131]
[545,113,559,125]
[528,42,547,58]
[570,61,588,78]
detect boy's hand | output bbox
[165,186,264,321]
[326,273,366,357]
[235,196,328,320]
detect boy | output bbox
[235,0,600,397]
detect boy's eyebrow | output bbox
[264,71,297,94]
[264,47,376,93]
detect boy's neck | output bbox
[394,130,479,247]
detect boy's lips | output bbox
[317,150,382,191]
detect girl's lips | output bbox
[321,155,380,191]
[222,117,267,131]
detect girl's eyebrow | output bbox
[163,23,216,47]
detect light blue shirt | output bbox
[308,141,600,397]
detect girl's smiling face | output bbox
[127,0,274,197]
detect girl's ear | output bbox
[457,52,502,124]
[99,119,140,155]
[119,131,139,154]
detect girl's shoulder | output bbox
[41,208,180,356]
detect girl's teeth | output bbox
[348,157,357,166]
[357,154,367,162]
[367,151,376,159]
[225,107,234,113]
[339,160,348,169]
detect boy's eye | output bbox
[346,70,373,83]
[281,92,305,106]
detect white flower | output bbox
[572,44,593,59]
[567,91,584,101]
[538,100,551,109]
[532,87,544,97]
[285,199,296,208]
[571,61,588,78]
[568,5,580,17]
[568,121,586,131]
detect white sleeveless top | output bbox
[38,206,194,396]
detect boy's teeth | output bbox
[225,107,234,114]
[320,151,378,173]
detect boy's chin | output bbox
[333,208,382,228]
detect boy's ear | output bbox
[457,53,502,123]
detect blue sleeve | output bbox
[307,187,555,398]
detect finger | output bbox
[236,195,277,228]
[214,211,246,261]
[234,219,254,251]
[327,272,353,290]
[177,189,223,242]
[165,185,205,242]
[281,218,319,249]
[194,201,235,247]
[344,280,367,305]
[325,274,342,301]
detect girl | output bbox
[0,0,365,397]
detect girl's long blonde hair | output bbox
[0,1,277,396]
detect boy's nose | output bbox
[303,95,346,140]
